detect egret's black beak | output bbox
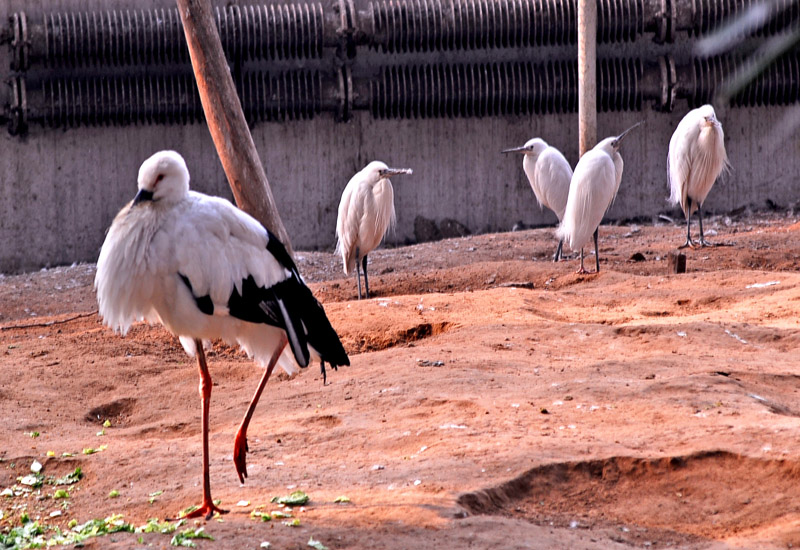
[501,146,528,154]
[612,121,645,148]
[133,189,155,206]
[379,168,413,178]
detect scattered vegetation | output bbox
[271,491,309,506]
[170,526,214,547]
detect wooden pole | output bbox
[176,0,293,254]
[578,0,597,156]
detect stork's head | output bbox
[134,150,190,206]
[501,138,548,159]
[697,104,720,128]
[362,160,413,184]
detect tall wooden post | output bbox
[578,0,597,156]
[176,0,293,254]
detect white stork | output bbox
[95,150,349,519]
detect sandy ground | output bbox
[2,210,800,549]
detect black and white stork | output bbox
[95,150,349,519]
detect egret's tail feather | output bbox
[555,218,575,250]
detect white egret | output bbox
[95,151,349,519]
[335,161,412,299]
[668,104,730,248]
[502,138,573,261]
[557,122,643,274]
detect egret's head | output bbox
[502,138,548,159]
[362,160,413,184]
[134,150,190,206]
[608,121,645,152]
[698,104,720,128]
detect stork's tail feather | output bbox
[271,279,350,369]
[300,287,350,368]
[264,231,349,370]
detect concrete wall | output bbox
[2,0,799,274]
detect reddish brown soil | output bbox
[2,211,800,549]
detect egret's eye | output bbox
[156,174,165,182]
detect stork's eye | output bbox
[156,174,165,182]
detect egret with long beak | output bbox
[336,161,413,299]
[668,104,730,248]
[557,122,643,274]
[502,138,573,261]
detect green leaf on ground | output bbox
[271,490,309,506]
[55,467,83,485]
[250,509,272,522]
[170,526,214,547]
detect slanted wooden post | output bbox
[176,0,293,254]
[578,0,597,156]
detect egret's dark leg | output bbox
[697,204,714,247]
[576,247,588,274]
[593,228,600,273]
[354,247,363,300]
[362,255,370,299]
[553,239,564,262]
[233,334,287,484]
[182,340,228,520]
[678,197,694,249]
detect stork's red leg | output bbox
[182,339,228,520]
[233,334,288,483]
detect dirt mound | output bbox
[459,451,800,541]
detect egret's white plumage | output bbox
[557,123,642,273]
[503,138,573,260]
[96,150,349,518]
[667,104,730,247]
[335,161,412,299]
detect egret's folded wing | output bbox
[335,181,361,275]
[539,149,573,221]
[558,153,616,251]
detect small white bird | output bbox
[502,138,573,261]
[95,150,349,519]
[557,123,643,274]
[335,161,412,299]
[668,104,730,248]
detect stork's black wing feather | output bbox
[213,232,350,369]
[275,279,350,368]
[180,231,349,370]
[265,229,300,277]
[265,230,349,367]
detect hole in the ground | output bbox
[301,414,342,428]
[342,321,453,354]
[85,397,137,425]
[136,421,198,439]
[458,451,800,540]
